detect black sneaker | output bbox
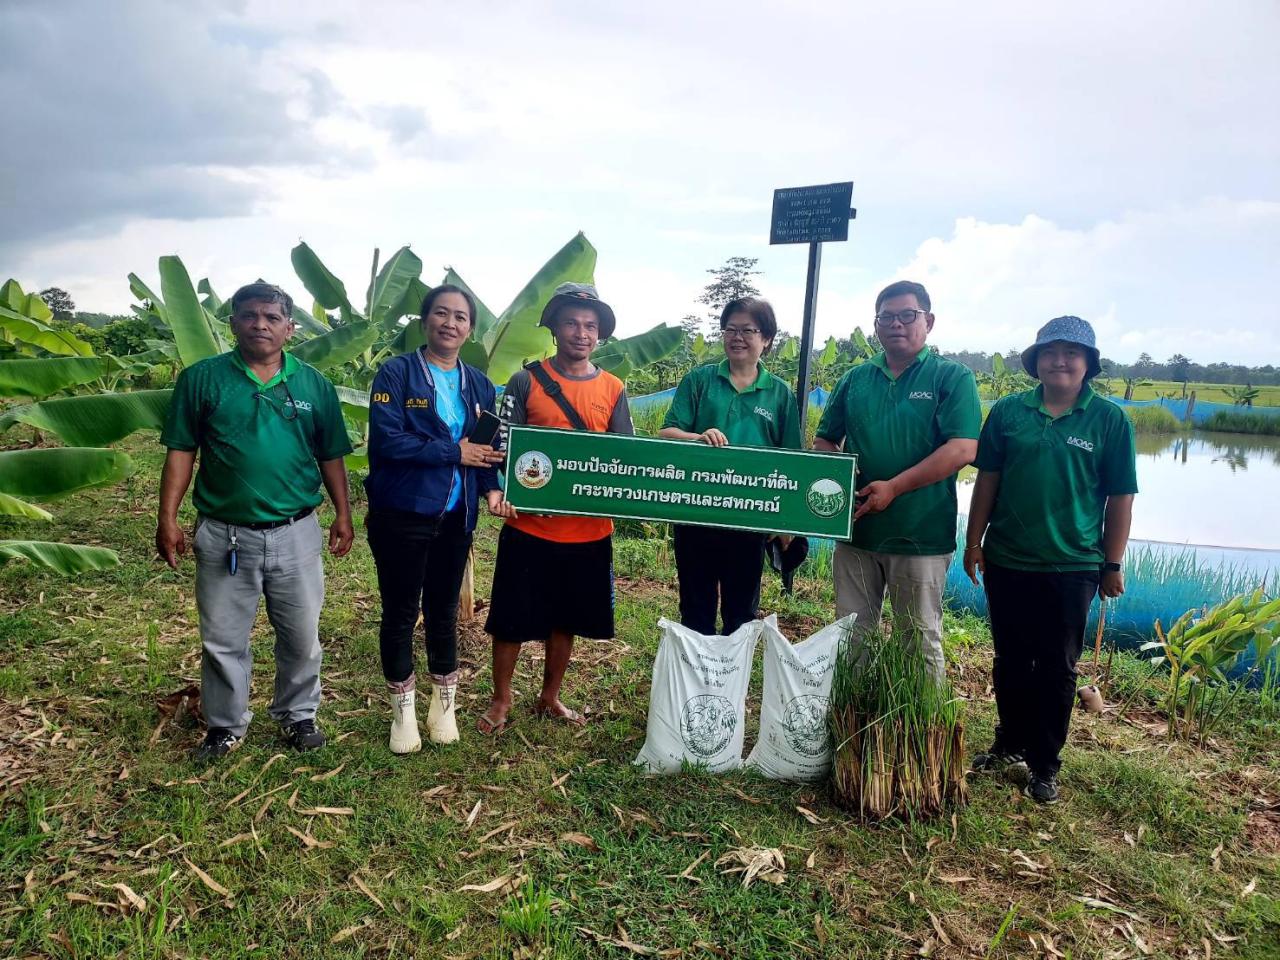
[282,718,327,751]
[193,728,241,763]
[1024,772,1060,805]
[971,748,1023,773]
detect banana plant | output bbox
[292,233,682,464]
[0,280,94,357]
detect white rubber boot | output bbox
[388,686,422,755]
[426,671,460,745]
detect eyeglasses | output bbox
[722,326,761,339]
[254,380,299,422]
[874,309,927,327]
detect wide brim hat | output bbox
[539,282,617,340]
[1021,315,1102,379]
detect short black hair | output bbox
[720,297,778,346]
[421,284,477,331]
[230,282,294,319]
[874,280,931,314]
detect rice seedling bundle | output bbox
[829,626,966,820]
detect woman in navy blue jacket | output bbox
[365,285,505,753]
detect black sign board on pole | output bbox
[769,181,854,426]
[769,181,854,245]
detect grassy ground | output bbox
[2,439,1279,959]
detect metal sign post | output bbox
[769,181,855,426]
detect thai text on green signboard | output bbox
[503,425,857,538]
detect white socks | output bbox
[426,671,460,745]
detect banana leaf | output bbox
[335,385,369,425]
[0,540,120,574]
[291,322,380,370]
[292,304,330,337]
[0,357,113,397]
[369,246,423,330]
[820,336,839,365]
[0,493,53,520]
[159,256,221,367]
[441,268,498,343]
[0,280,53,320]
[591,324,682,374]
[0,389,173,446]
[198,278,223,313]
[0,447,135,500]
[484,232,595,387]
[459,338,489,372]
[291,242,353,312]
[0,305,95,357]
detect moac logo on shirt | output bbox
[754,406,775,422]
[288,399,313,412]
[1066,436,1095,452]
[908,391,934,400]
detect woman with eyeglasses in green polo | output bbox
[659,297,801,635]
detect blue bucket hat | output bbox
[1020,315,1102,379]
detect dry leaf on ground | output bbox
[459,873,523,895]
[715,847,786,887]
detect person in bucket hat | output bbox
[965,315,1137,804]
[539,282,617,340]
[1019,315,1102,379]
[480,282,634,734]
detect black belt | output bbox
[236,507,314,531]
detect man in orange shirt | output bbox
[480,283,634,733]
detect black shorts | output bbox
[484,525,615,643]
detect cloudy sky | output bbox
[3,0,1278,365]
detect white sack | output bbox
[634,617,761,774]
[746,614,854,782]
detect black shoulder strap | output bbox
[524,360,588,431]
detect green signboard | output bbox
[502,426,857,538]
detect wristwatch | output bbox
[1101,561,1122,572]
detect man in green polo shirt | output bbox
[814,281,980,680]
[157,282,354,762]
[661,296,800,634]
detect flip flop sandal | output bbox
[532,705,586,727]
[476,711,511,735]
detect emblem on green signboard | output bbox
[514,451,553,489]
[805,478,846,518]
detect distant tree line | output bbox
[939,349,1280,387]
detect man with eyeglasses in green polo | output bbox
[156,282,354,762]
[813,280,980,681]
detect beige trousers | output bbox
[833,541,951,682]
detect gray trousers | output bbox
[193,513,325,737]
[833,541,951,682]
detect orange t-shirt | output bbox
[505,362,629,543]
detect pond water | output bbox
[957,431,1280,553]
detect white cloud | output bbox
[5,0,1279,365]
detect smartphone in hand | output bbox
[468,410,502,446]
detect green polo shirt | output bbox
[662,359,801,449]
[161,350,353,524]
[975,383,1138,572]
[816,347,981,555]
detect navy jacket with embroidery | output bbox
[364,351,499,530]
